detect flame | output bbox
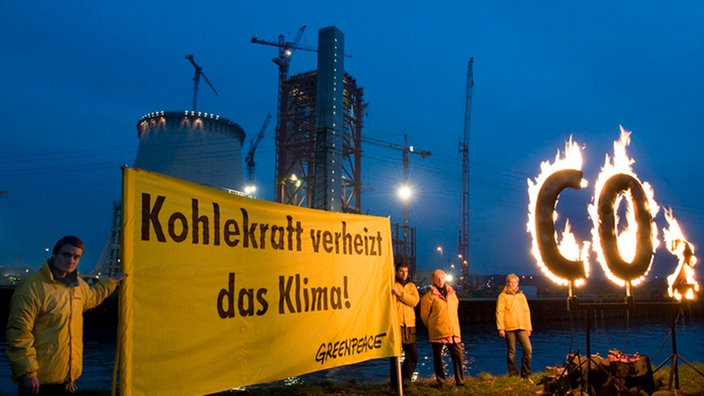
[527,136,590,286]
[558,220,592,282]
[587,126,660,287]
[663,208,699,300]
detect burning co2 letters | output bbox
[528,126,699,301]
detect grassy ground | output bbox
[79,363,704,395]
[214,363,704,396]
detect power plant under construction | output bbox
[92,25,474,286]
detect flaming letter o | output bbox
[597,174,653,281]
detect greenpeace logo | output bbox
[315,333,386,365]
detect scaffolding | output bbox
[275,71,363,213]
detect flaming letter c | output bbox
[535,169,586,281]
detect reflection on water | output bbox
[298,315,704,386]
[1,316,702,393]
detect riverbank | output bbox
[72,363,704,395]
[219,363,704,396]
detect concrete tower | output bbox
[312,26,345,212]
[134,111,246,191]
[275,26,362,213]
[91,111,246,278]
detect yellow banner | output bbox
[118,168,400,395]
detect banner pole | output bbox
[395,356,403,396]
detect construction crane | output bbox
[362,135,430,278]
[251,25,310,83]
[251,26,311,203]
[245,113,272,195]
[251,25,351,79]
[185,54,219,112]
[458,57,474,288]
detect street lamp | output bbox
[397,184,412,258]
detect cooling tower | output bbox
[134,111,246,192]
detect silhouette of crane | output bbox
[251,25,311,84]
[362,135,430,276]
[458,58,474,287]
[245,113,272,195]
[185,54,219,112]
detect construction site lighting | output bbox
[244,185,257,196]
[398,185,412,201]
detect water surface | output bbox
[1,316,702,394]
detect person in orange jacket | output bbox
[496,273,533,378]
[390,262,419,388]
[420,269,464,386]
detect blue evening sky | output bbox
[2,1,703,281]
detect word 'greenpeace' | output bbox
[315,333,386,365]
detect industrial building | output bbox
[92,25,419,280]
[134,111,246,191]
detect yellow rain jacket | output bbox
[420,285,461,341]
[393,279,419,328]
[5,261,118,385]
[495,288,532,332]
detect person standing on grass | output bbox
[390,262,419,388]
[420,269,464,386]
[496,273,533,378]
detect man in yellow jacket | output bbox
[496,273,533,378]
[420,269,464,386]
[390,262,419,388]
[6,236,127,395]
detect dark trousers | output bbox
[390,342,418,387]
[431,342,464,385]
[505,329,532,377]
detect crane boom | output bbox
[250,25,308,79]
[251,24,351,68]
[249,37,318,53]
[185,54,219,112]
[362,136,431,159]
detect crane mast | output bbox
[459,57,474,287]
[251,25,308,204]
[185,54,219,112]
